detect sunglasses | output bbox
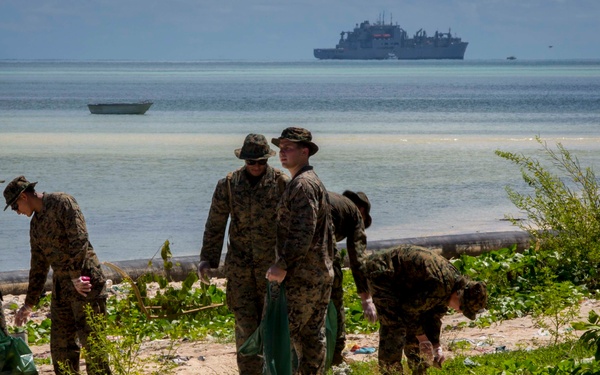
[246,159,267,166]
[10,196,20,211]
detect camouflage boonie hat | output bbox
[343,190,372,228]
[3,175,38,211]
[234,134,276,160]
[271,127,319,156]
[460,280,488,320]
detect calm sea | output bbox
[1,59,600,272]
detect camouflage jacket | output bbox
[364,245,464,343]
[329,191,369,294]
[200,165,289,277]
[27,192,106,306]
[274,165,334,283]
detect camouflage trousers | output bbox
[330,258,346,362]
[287,275,332,375]
[376,303,430,375]
[226,267,268,375]
[0,292,8,336]
[51,295,112,375]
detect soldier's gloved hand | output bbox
[72,276,92,297]
[433,345,445,368]
[15,304,32,326]
[197,261,211,285]
[361,298,378,323]
[418,340,434,366]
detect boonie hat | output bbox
[271,127,319,156]
[460,281,488,320]
[3,175,38,211]
[234,134,276,160]
[343,190,372,228]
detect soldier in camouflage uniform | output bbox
[363,245,488,374]
[4,176,111,375]
[267,127,335,375]
[328,190,377,365]
[0,179,8,337]
[198,134,289,375]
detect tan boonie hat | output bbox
[460,281,488,320]
[342,190,372,228]
[234,134,276,160]
[271,127,319,156]
[3,175,38,211]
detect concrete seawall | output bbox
[0,230,531,296]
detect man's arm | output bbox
[200,179,231,269]
[346,214,369,294]
[274,182,318,271]
[60,195,93,280]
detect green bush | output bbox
[496,136,600,290]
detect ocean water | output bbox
[1,59,600,272]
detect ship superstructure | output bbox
[314,16,468,60]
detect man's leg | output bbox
[378,322,406,374]
[227,270,265,375]
[73,298,112,375]
[330,257,346,365]
[287,279,331,375]
[405,333,430,375]
[51,295,80,375]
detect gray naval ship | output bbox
[314,17,468,60]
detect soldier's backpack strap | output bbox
[226,172,234,217]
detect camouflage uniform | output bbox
[328,192,369,361]
[0,179,6,336]
[0,291,8,336]
[274,165,335,375]
[27,193,111,375]
[364,245,467,374]
[201,165,289,375]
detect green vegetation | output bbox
[495,136,600,290]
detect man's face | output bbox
[11,193,34,217]
[278,139,307,170]
[244,159,268,177]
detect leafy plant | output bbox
[531,282,584,346]
[108,240,228,321]
[572,310,600,361]
[496,137,600,290]
[453,245,558,322]
[341,269,379,334]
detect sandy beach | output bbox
[2,280,599,375]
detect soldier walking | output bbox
[266,127,335,375]
[363,245,488,374]
[4,176,112,375]
[328,190,377,365]
[198,134,289,374]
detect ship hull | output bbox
[88,102,153,115]
[314,42,468,60]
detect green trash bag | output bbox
[0,331,38,375]
[239,283,292,375]
[325,300,338,370]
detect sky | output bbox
[1,0,599,61]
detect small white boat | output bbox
[88,101,153,115]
